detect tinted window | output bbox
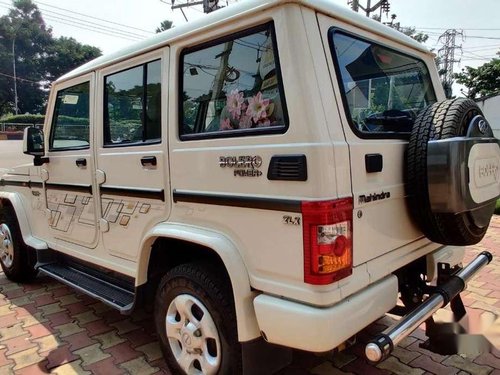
[331,31,436,135]
[104,60,161,145]
[50,82,90,150]
[180,23,287,138]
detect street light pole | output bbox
[11,36,18,115]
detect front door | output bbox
[95,50,169,260]
[43,73,98,248]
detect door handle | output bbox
[141,156,157,167]
[76,158,87,167]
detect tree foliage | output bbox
[454,53,500,99]
[0,0,101,116]
[156,20,174,34]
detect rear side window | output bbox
[104,60,161,146]
[330,30,436,137]
[50,82,90,150]
[180,23,288,139]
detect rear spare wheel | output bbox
[407,98,500,245]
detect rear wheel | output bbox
[155,262,241,374]
[0,204,38,282]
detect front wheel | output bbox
[155,263,242,374]
[0,204,38,282]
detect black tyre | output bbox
[155,262,242,375]
[406,98,496,245]
[0,203,38,282]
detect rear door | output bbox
[318,15,438,265]
[43,74,98,248]
[95,50,169,261]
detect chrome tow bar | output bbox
[365,251,493,363]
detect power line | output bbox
[0,71,39,84]
[35,5,147,39]
[0,1,146,40]
[0,3,143,42]
[416,27,500,31]
[42,14,142,42]
[34,0,154,35]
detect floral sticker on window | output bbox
[219,90,279,130]
[181,24,287,137]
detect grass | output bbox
[496,200,500,215]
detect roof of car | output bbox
[58,0,430,83]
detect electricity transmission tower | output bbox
[348,0,390,18]
[438,29,464,98]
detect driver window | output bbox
[104,60,161,146]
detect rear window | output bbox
[180,23,288,139]
[330,30,437,137]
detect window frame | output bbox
[103,59,162,148]
[328,27,437,140]
[49,81,92,152]
[178,22,289,141]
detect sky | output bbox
[0,0,499,95]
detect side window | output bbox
[50,82,90,150]
[104,60,161,146]
[180,23,288,139]
[330,31,437,136]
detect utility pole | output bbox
[438,29,464,98]
[11,37,18,115]
[168,0,224,16]
[348,0,390,19]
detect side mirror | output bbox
[23,127,45,156]
[23,127,48,166]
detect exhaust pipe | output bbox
[365,251,493,363]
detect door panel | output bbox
[95,50,169,260]
[318,14,438,266]
[43,74,98,248]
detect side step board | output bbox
[38,263,135,314]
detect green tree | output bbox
[0,0,52,114]
[454,53,500,99]
[44,36,101,83]
[0,0,101,116]
[156,20,174,33]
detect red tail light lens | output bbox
[302,198,353,285]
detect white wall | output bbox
[477,94,500,139]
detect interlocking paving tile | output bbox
[109,319,140,335]
[9,345,44,370]
[51,359,91,375]
[73,311,100,326]
[44,343,79,370]
[93,331,126,350]
[0,216,499,374]
[377,357,425,375]
[120,356,159,375]
[3,333,37,356]
[73,343,111,367]
[34,334,61,353]
[136,341,163,362]
[103,341,142,364]
[0,323,27,341]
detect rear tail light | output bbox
[302,198,353,285]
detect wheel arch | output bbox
[0,192,47,250]
[137,223,260,342]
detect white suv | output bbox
[1,0,498,373]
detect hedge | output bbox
[0,114,45,124]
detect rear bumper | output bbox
[253,275,398,352]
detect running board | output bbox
[38,263,135,314]
[365,251,493,363]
